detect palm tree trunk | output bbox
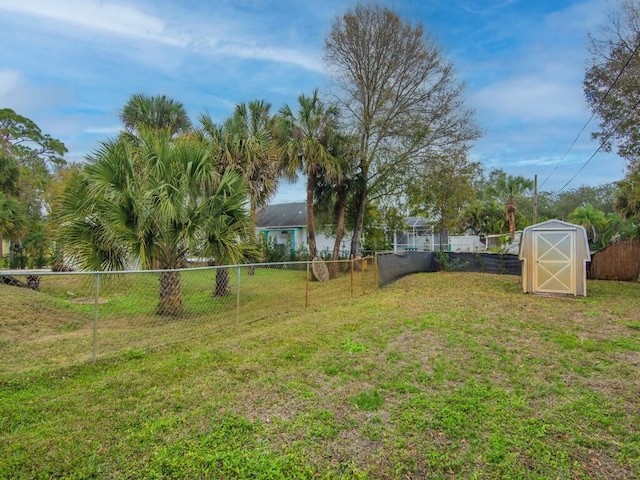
[215,267,231,297]
[329,184,347,278]
[26,275,40,290]
[306,171,318,258]
[507,200,516,240]
[157,270,182,316]
[248,199,257,276]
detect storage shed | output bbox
[518,219,590,296]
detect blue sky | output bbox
[0,0,626,202]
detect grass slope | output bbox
[1,272,639,479]
[0,265,378,374]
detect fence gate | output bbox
[533,230,575,294]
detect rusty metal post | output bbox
[350,255,354,298]
[374,252,378,288]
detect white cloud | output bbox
[0,69,23,106]
[466,1,609,126]
[516,156,573,167]
[84,126,122,135]
[0,69,70,114]
[0,0,324,73]
[545,0,612,33]
[473,75,585,122]
[460,0,518,15]
[0,0,188,46]
[463,1,617,191]
[213,43,324,73]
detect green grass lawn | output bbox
[0,264,378,374]
[1,272,639,478]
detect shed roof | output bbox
[519,219,590,261]
[256,202,307,228]
[522,219,580,231]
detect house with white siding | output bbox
[393,216,484,252]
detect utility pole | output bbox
[533,174,538,224]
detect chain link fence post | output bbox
[236,266,241,321]
[305,261,310,308]
[92,272,100,364]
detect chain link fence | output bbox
[1,256,378,375]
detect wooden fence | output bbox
[589,240,640,281]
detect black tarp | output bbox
[377,251,438,286]
[444,252,522,275]
[377,251,521,286]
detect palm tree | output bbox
[201,100,279,235]
[461,198,507,237]
[314,133,357,277]
[461,201,486,236]
[0,155,29,267]
[57,129,250,315]
[198,101,278,278]
[489,171,534,240]
[197,168,254,297]
[120,94,192,137]
[600,212,625,247]
[568,203,607,246]
[0,192,27,244]
[277,90,341,258]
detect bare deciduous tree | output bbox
[584,0,640,165]
[584,0,640,221]
[324,3,480,256]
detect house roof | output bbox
[255,207,431,231]
[256,202,307,228]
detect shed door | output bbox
[533,230,575,294]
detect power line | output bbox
[538,113,596,190]
[551,96,640,197]
[539,38,640,190]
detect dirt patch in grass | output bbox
[69,297,108,304]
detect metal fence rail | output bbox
[0,257,378,374]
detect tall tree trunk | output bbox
[215,267,230,297]
[306,170,317,258]
[329,184,347,278]
[507,200,516,240]
[157,270,182,316]
[248,198,257,276]
[350,178,367,260]
[439,213,447,252]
